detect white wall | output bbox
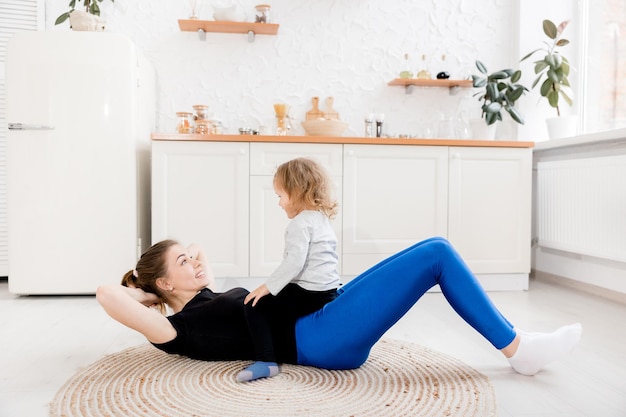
[44,0,518,137]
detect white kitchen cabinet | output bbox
[341,144,531,289]
[249,143,343,276]
[342,145,449,275]
[151,137,532,290]
[448,147,532,279]
[151,141,250,277]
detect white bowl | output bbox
[301,119,349,137]
[213,6,241,21]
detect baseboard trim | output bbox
[533,270,626,304]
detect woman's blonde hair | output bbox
[121,239,178,314]
[274,157,338,218]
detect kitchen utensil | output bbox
[273,103,291,136]
[306,97,323,121]
[323,97,339,120]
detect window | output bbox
[580,0,626,133]
[518,0,625,140]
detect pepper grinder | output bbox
[375,113,385,138]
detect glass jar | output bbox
[175,112,194,134]
[192,104,209,121]
[195,119,212,134]
[255,4,271,23]
[209,120,223,135]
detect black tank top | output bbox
[152,288,257,361]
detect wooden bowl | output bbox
[301,119,349,137]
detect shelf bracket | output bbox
[247,30,255,43]
[405,85,414,95]
[197,28,206,41]
[448,85,461,96]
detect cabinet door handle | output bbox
[8,122,55,130]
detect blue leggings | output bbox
[294,237,516,369]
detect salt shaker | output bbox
[364,114,375,138]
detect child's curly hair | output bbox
[274,157,338,218]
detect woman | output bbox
[97,237,582,378]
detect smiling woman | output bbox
[96,240,282,381]
[97,236,582,387]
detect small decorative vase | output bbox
[546,115,578,139]
[69,10,106,32]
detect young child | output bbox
[238,157,342,382]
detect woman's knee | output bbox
[414,236,454,254]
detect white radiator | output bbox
[536,155,626,263]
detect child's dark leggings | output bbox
[294,237,517,369]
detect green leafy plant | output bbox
[55,0,114,26]
[472,60,527,126]
[521,19,573,117]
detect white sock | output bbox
[508,323,582,376]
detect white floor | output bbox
[1,277,625,417]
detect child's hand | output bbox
[244,284,270,307]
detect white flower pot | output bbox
[69,10,106,32]
[546,115,578,139]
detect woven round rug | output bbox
[50,338,496,417]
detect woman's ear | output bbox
[155,277,172,292]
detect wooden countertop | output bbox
[151,133,534,148]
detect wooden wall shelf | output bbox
[388,78,473,95]
[178,19,279,42]
[388,78,473,88]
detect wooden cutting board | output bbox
[306,97,323,120]
[323,97,339,120]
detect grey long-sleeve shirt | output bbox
[265,210,342,295]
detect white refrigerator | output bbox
[6,32,155,295]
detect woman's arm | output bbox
[96,284,177,344]
[187,243,217,291]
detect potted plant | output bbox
[471,60,527,139]
[521,19,575,138]
[55,0,114,31]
